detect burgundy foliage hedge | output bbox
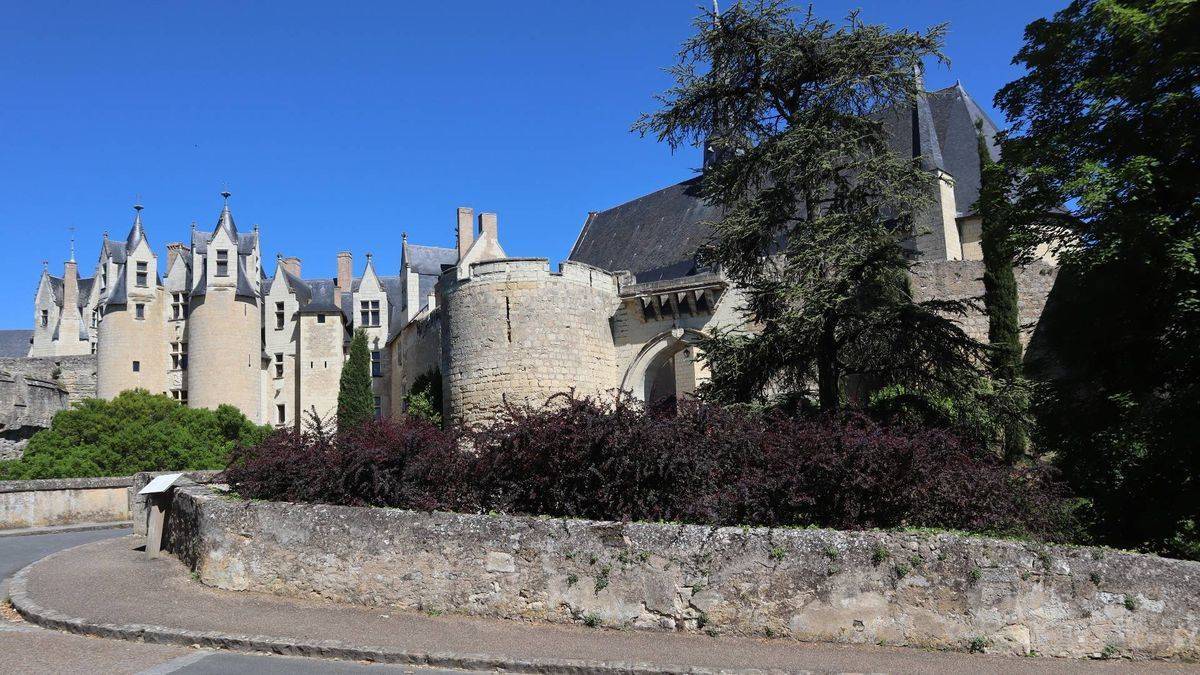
[225,396,1072,539]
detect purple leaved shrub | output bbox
[225,395,1072,539]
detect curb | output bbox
[0,521,132,538]
[8,541,787,675]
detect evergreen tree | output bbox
[337,328,374,431]
[635,1,988,413]
[996,0,1200,557]
[974,123,1028,461]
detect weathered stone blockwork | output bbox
[909,260,1058,346]
[0,355,97,404]
[168,484,1200,659]
[439,260,621,426]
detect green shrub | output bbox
[0,389,270,480]
[403,369,443,426]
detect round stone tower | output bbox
[96,205,168,399]
[440,259,620,426]
[185,194,263,421]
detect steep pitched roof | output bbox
[0,329,33,357]
[402,243,457,276]
[569,82,999,281]
[125,207,148,250]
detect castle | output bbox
[27,83,1058,427]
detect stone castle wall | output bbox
[439,260,621,426]
[909,260,1059,347]
[0,372,68,459]
[186,290,262,422]
[168,483,1200,660]
[0,356,96,404]
[391,310,441,413]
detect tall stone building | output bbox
[30,81,1058,428]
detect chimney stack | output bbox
[166,242,186,270]
[456,207,474,260]
[335,251,353,308]
[282,256,302,277]
[62,259,79,310]
[479,212,498,240]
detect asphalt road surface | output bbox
[0,527,470,674]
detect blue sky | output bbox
[0,0,1062,328]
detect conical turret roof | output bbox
[125,203,148,250]
[213,191,238,240]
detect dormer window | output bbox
[275,302,286,329]
[40,309,48,327]
[360,300,380,327]
[136,261,148,287]
[135,303,145,320]
[216,250,229,277]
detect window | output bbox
[277,404,286,425]
[40,309,48,327]
[275,302,285,329]
[179,342,188,371]
[135,303,145,320]
[180,390,188,406]
[371,350,382,377]
[171,292,186,320]
[100,267,107,293]
[215,250,229,277]
[317,314,326,324]
[373,396,382,419]
[136,261,148,287]
[132,360,140,372]
[360,300,380,327]
[274,352,284,378]
[171,343,181,370]
[91,309,99,328]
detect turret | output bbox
[185,191,263,421]
[96,202,168,398]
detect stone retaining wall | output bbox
[0,476,132,529]
[166,484,1200,659]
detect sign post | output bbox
[137,473,183,558]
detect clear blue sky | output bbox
[0,0,1063,328]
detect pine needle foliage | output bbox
[634,1,988,412]
[337,327,375,432]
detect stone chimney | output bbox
[456,207,475,260]
[62,259,78,310]
[166,242,186,270]
[282,256,302,277]
[479,212,498,240]
[335,251,353,308]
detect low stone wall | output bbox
[0,476,132,529]
[166,484,1200,659]
[129,470,221,535]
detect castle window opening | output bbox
[317,314,326,324]
[275,302,285,329]
[215,250,229,277]
[171,293,186,319]
[361,300,380,327]
[274,352,284,378]
[171,342,181,370]
[180,389,187,406]
[136,261,148,287]
[276,404,286,425]
[132,360,140,372]
[371,350,382,377]
[40,309,48,327]
[373,396,382,419]
[91,309,99,328]
[135,303,145,320]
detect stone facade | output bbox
[910,260,1060,347]
[166,483,1200,659]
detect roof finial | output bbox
[68,226,76,262]
[220,189,231,209]
[42,260,48,271]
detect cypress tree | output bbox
[337,327,374,431]
[975,123,1027,460]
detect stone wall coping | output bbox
[0,476,134,493]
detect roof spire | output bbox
[214,189,238,239]
[126,200,148,250]
[68,226,76,263]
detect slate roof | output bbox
[0,329,33,357]
[403,243,457,276]
[569,82,1001,281]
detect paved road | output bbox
[0,527,468,674]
